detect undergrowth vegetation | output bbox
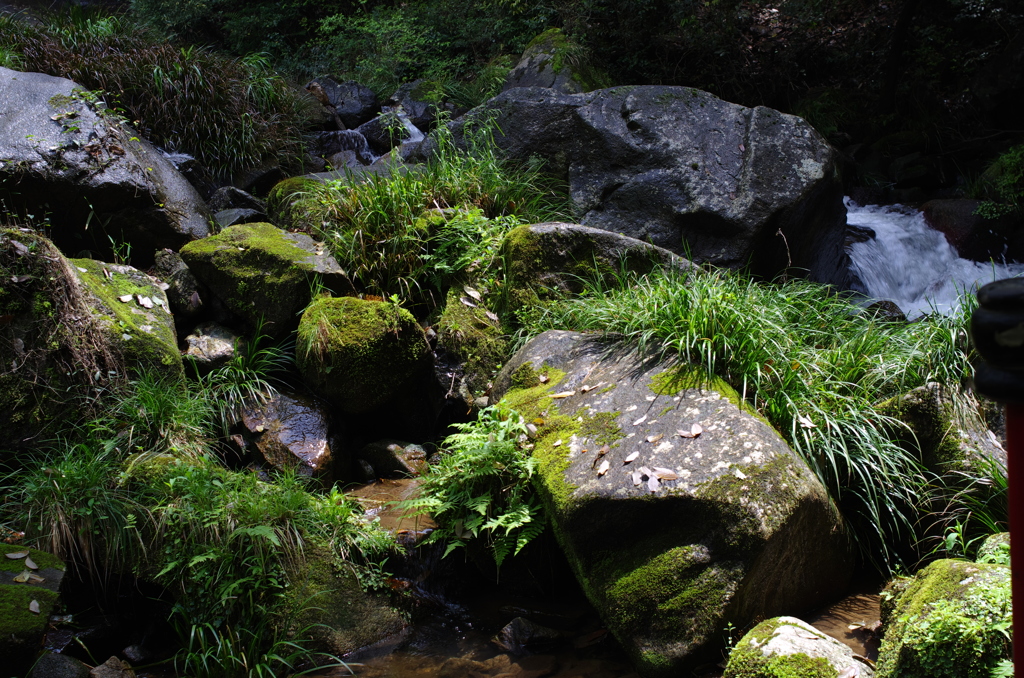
[295,114,569,307]
[2,340,393,675]
[0,8,313,179]
[525,266,980,571]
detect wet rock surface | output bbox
[356,439,430,478]
[241,391,336,481]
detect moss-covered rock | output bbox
[0,230,122,450]
[976,532,1010,565]
[877,382,1006,476]
[266,176,324,231]
[724,616,872,678]
[296,296,431,414]
[180,222,356,337]
[503,28,611,94]
[491,331,851,677]
[876,558,1011,678]
[72,258,182,378]
[283,542,405,657]
[0,544,65,675]
[436,287,508,403]
[500,222,688,322]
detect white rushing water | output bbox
[845,198,1024,318]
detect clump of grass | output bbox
[527,266,977,571]
[0,7,313,179]
[294,114,569,306]
[201,324,294,434]
[7,440,147,587]
[108,370,214,459]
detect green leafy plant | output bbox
[526,265,976,571]
[5,440,147,587]
[403,406,545,569]
[924,451,1007,562]
[976,144,1024,219]
[108,370,214,459]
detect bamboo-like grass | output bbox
[527,265,979,571]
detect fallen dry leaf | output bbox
[647,475,661,492]
[631,470,643,486]
[646,433,663,444]
[463,286,482,301]
[459,297,478,308]
[13,571,31,583]
[797,414,817,429]
[551,391,575,399]
[624,450,639,463]
[5,551,28,560]
[539,374,549,383]
[24,557,37,570]
[28,599,39,614]
[676,423,703,438]
[632,415,647,426]
[485,310,499,322]
[597,460,610,476]
[653,468,678,481]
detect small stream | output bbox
[846,198,1024,317]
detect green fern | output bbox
[403,406,546,570]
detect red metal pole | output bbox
[1007,403,1023,666]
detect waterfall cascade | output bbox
[845,199,1024,318]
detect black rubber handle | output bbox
[972,279,1024,402]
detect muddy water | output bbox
[807,588,882,663]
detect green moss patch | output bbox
[436,288,508,400]
[877,559,1011,678]
[0,545,64,574]
[296,296,430,413]
[0,584,59,670]
[72,258,182,377]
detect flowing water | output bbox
[846,198,1024,317]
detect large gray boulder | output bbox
[0,67,211,266]
[491,331,852,676]
[443,86,851,286]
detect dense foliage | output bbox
[127,0,1024,143]
[0,9,314,179]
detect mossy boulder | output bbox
[0,544,65,675]
[877,382,1006,476]
[266,176,324,231]
[1,230,122,449]
[876,558,1011,678]
[436,287,507,403]
[296,296,432,414]
[284,542,405,657]
[491,331,851,677]
[72,258,182,379]
[724,616,874,678]
[976,532,1010,565]
[180,222,356,337]
[503,28,611,94]
[500,222,688,320]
